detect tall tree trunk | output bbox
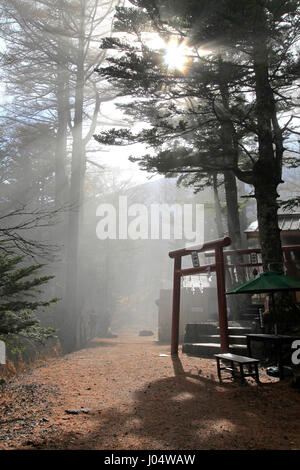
[63,0,86,352]
[54,66,69,211]
[252,7,284,273]
[217,62,244,252]
[217,67,246,312]
[250,6,300,338]
[254,182,283,271]
[53,64,70,316]
[223,170,246,319]
[212,173,224,238]
[223,170,242,251]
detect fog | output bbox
[0,0,220,352]
[0,0,299,356]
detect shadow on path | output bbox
[32,354,300,450]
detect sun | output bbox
[164,38,189,72]
[142,33,196,72]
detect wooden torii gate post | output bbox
[169,237,231,356]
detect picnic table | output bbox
[246,333,300,380]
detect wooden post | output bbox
[215,245,230,352]
[171,256,182,356]
[284,248,295,276]
[284,248,297,302]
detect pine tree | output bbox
[94,0,300,274]
[0,247,57,345]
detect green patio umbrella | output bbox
[226,271,300,334]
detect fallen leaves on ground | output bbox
[0,334,300,450]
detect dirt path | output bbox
[0,334,300,450]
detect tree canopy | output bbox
[94,0,300,272]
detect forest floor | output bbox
[0,333,300,450]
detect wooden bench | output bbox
[214,353,260,383]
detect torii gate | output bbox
[169,237,300,356]
[169,237,231,356]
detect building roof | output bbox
[245,212,300,236]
